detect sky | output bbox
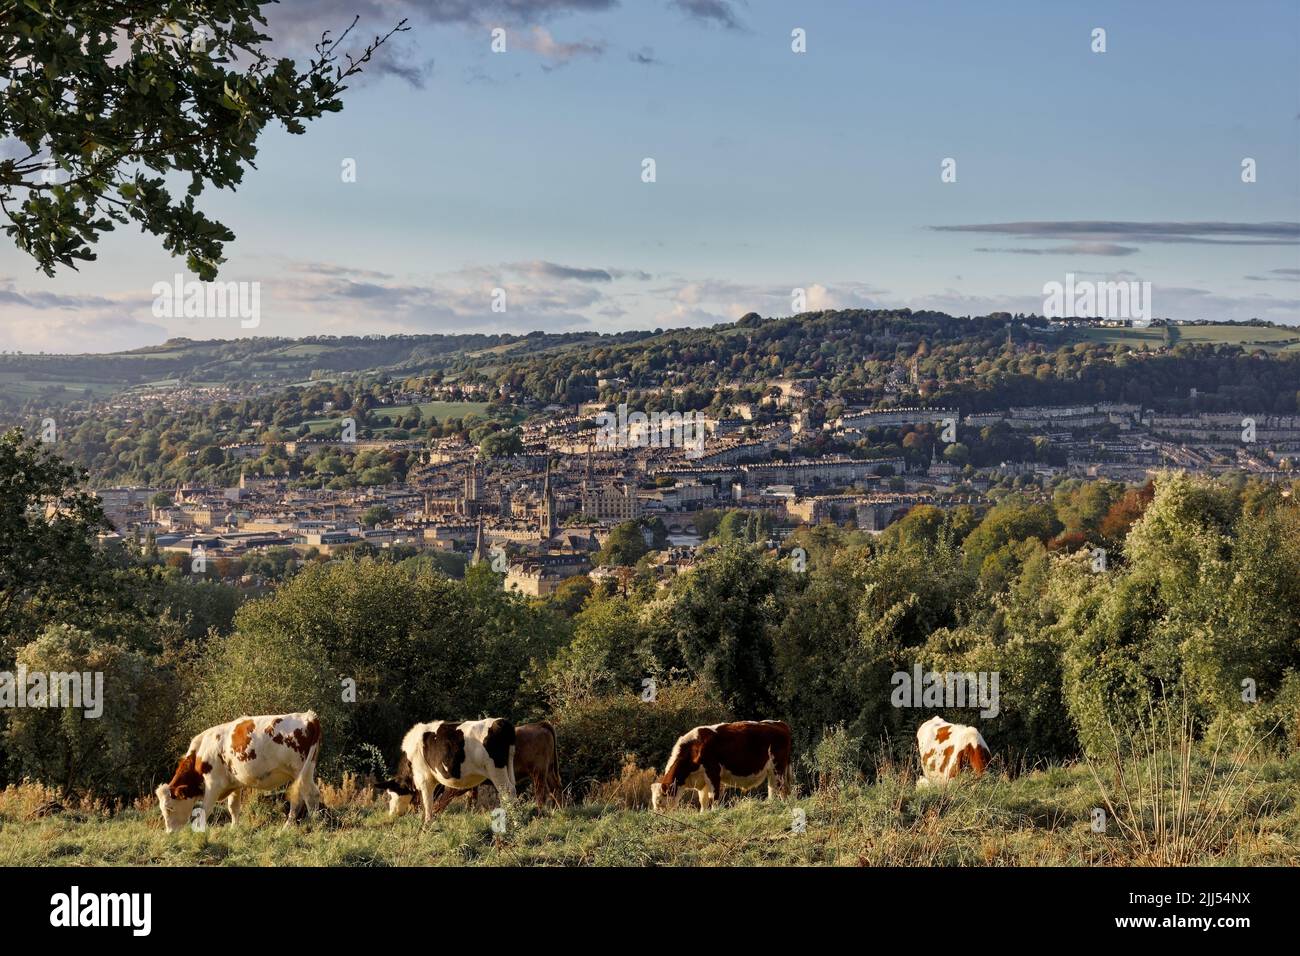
[1,0,1298,353]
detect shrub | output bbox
[807,723,863,791]
[550,681,730,789]
[181,626,345,769]
[3,624,180,797]
[180,557,566,773]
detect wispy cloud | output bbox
[1245,268,1300,282]
[935,220,1300,248]
[0,282,117,310]
[974,242,1139,257]
[671,0,746,31]
[421,0,618,24]
[519,26,605,66]
[503,261,650,282]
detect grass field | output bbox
[295,402,491,435]
[3,756,1295,867]
[370,401,491,423]
[1067,325,1300,351]
[0,373,122,401]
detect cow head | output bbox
[156,752,205,833]
[650,779,675,811]
[155,783,199,833]
[387,791,414,817]
[652,728,709,811]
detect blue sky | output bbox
[1,0,1297,352]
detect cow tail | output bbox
[290,735,322,811]
[542,720,559,774]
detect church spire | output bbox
[471,513,487,566]
[540,459,556,540]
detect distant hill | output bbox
[0,330,648,407]
[1,311,1297,412]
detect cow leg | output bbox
[227,789,251,826]
[532,771,546,811]
[284,788,303,828]
[300,774,321,819]
[488,766,516,810]
[283,744,322,829]
[548,766,563,808]
[429,786,463,815]
[768,763,789,801]
[704,766,723,811]
[418,780,439,825]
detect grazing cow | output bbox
[155,711,321,833]
[916,715,990,788]
[393,718,517,823]
[385,720,561,816]
[651,720,792,811]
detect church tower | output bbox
[463,458,481,517]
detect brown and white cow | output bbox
[386,720,560,816]
[155,711,322,833]
[916,715,990,788]
[395,717,517,824]
[651,720,792,811]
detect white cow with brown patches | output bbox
[397,717,517,824]
[155,711,322,833]
[916,715,990,788]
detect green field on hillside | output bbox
[0,372,121,401]
[371,401,491,422]
[1068,324,1300,351]
[294,402,490,435]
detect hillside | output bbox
[3,313,1297,413]
[0,330,639,407]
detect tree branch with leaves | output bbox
[0,1,407,279]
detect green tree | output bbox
[4,624,181,797]
[653,544,788,716]
[597,520,650,567]
[0,2,405,277]
[360,504,393,527]
[479,429,523,458]
[0,428,140,649]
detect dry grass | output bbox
[587,755,658,809]
[1085,697,1282,865]
[0,750,1294,867]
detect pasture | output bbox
[1067,324,1300,351]
[370,400,491,423]
[4,755,1296,867]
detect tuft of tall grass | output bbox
[1085,693,1279,865]
[587,755,658,809]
